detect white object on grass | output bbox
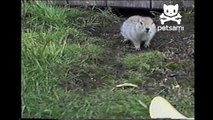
[149,96,194,120]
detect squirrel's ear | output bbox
[175,4,179,8]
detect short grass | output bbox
[22,1,194,119]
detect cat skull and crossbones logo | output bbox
[160,4,182,25]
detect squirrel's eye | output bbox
[139,22,143,25]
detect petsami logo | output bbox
[157,4,184,32]
[160,4,182,25]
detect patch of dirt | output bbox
[58,64,110,94]
[148,16,194,88]
[59,72,104,94]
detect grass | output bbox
[22,1,194,119]
[122,51,166,73]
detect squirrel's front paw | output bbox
[134,44,141,51]
[144,42,150,48]
[135,47,141,51]
[134,45,141,51]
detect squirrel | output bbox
[120,15,157,50]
